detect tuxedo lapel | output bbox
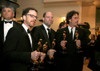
[41,25,50,43]
[74,28,78,40]
[65,27,71,40]
[20,25,32,50]
[66,27,70,35]
[50,29,54,42]
[40,25,52,48]
[13,21,16,27]
[66,27,76,41]
[74,27,80,40]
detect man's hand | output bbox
[31,50,40,61]
[60,40,67,49]
[75,39,81,48]
[47,49,56,59]
[40,52,46,63]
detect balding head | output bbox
[43,12,53,18]
[43,11,54,27]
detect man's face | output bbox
[69,14,79,27]
[43,12,53,27]
[23,10,37,28]
[2,8,14,20]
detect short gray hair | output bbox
[2,5,15,14]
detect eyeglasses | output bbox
[27,14,38,19]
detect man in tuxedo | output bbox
[0,6,21,69]
[0,6,20,42]
[32,11,56,71]
[92,34,100,71]
[55,10,87,71]
[2,7,40,71]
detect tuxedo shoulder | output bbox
[9,26,20,32]
[13,20,21,25]
[31,25,42,34]
[51,28,55,32]
[33,25,41,30]
[7,27,21,36]
[34,25,43,29]
[78,27,86,32]
[13,21,18,23]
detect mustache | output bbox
[31,20,36,22]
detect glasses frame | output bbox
[27,14,38,19]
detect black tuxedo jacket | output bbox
[2,24,33,71]
[55,26,87,55]
[32,24,55,51]
[31,24,56,71]
[0,21,21,70]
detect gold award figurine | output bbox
[62,31,67,54]
[39,42,48,63]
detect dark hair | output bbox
[43,12,46,17]
[66,10,79,24]
[22,8,38,17]
[83,22,90,29]
[59,21,66,29]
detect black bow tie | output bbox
[4,21,13,23]
[27,29,31,33]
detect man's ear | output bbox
[43,18,44,21]
[22,15,26,20]
[13,13,15,17]
[69,19,71,22]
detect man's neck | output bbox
[24,22,32,31]
[43,23,50,29]
[4,19,13,21]
[69,24,74,28]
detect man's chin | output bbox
[6,18,11,20]
[31,25,35,28]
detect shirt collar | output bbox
[4,19,13,22]
[43,23,50,30]
[22,23,28,33]
[68,25,76,33]
[68,25,72,30]
[68,25,75,30]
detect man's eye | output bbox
[8,10,11,12]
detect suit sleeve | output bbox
[55,29,64,54]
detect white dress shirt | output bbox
[68,25,76,39]
[43,23,50,38]
[4,20,13,41]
